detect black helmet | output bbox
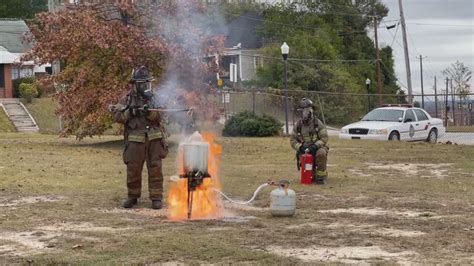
[131,66,154,83]
[298,98,314,109]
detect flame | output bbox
[167,131,223,220]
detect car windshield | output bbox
[361,109,404,122]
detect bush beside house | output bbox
[19,83,39,103]
[13,77,49,99]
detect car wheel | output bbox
[426,129,438,144]
[388,131,400,141]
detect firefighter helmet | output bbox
[131,66,154,83]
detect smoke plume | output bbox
[151,0,227,134]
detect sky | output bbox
[377,0,474,96]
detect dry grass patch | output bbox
[0,133,473,264]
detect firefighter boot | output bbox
[151,199,162,210]
[314,170,328,185]
[123,198,138,208]
[314,175,327,185]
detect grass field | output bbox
[447,126,474,133]
[0,107,16,133]
[0,133,473,264]
[21,98,60,134]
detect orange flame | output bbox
[167,132,223,220]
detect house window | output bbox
[12,67,19,80]
[20,68,33,78]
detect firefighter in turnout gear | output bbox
[110,66,168,209]
[290,98,329,184]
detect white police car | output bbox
[339,106,445,143]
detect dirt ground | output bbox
[0,133,473,264]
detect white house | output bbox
[218,11,265,85]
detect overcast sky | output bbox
[377,0,473,96]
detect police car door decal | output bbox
[409,124,415,139]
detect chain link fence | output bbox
[211,89,474,143]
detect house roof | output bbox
[0,51,20,64]
[0,51,34,65]
[224,12,263,49]
[0,20,31,53]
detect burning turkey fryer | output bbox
[179,141,211,218]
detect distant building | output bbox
[0,19,50,98]
[219,12,265,84]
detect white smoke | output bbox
[151,1,228,134]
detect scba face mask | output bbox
[302,108,313,123]
[136,82,153,100]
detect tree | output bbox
[443,61,472,101]
[0,0,47,19]
[24,1,224,139]
[443,61,472,125]
[249,0,398,124]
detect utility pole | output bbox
[374,15,383,106]
[459,86,464,126]
[419,55,426,109]
[445,78,449,127]
[434,76,438,118]
[398,0,413,104]
[451,79,456,125]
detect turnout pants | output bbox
[123,138,167,200]
[314,147,328,178]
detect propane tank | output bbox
[300,150,313,185]
[270,181,296,217]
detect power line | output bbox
[223,9,377,32]
[381,20,405,54]
[405,27,439,80]
[224,10,384,40]
[239,53,376,63]
[379,19,401,48]
[407,22,473,28]
[381,19,439,92]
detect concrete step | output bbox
[1,101,39,132]
[10,122,36,126]
[0,99,20,104]
[17,130,39,133]
[10,115,33,119]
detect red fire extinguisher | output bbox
[300,150,314,185]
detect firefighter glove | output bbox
[298,143,308,154]
[308,144,318,154]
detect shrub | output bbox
[13,77,35,98]
[19,83,39,103]
[13,77,44,98]
[223,111,282,137]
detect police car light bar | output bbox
[381,104,414,108]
